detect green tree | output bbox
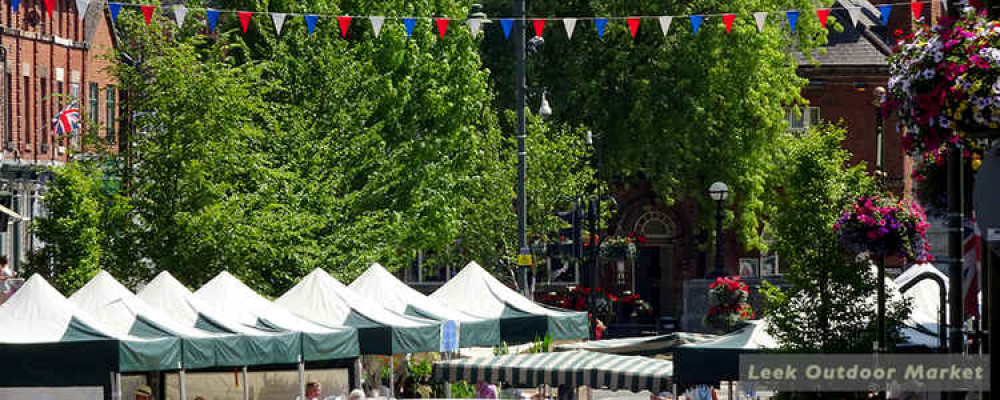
[762,124,909,353]
[479,0,830,250]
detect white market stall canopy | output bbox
[137,271,305,366]
[0,275,180,388]
[195,271,360,362]
[277,268,443,355]
[554,332,718,356]
[349,263,501,347]
[433,350,673,393]
[430,262,589,343]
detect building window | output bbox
[106,86,116,144]
[786,107,821,132]
[88,82,99,123]
[545,257,579,285]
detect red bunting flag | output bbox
[141,5,155,25]
[722,14,735,33]
[627,17,640,38]
[43,0,54,16]
[533,19,546,37]
[238,11,252,33]
[910,1,924,20]
[816,8,830,28]
[337,16,352,37]
[435,18,450,39]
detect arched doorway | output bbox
[631,211,679,319]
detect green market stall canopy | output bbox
[137,271,304,366]
[673,320,777,385]
[349,263,501,348]
[433,350,673,393]
[277,268,443,355]
[0,275,180,389]
[195,271,360,361]
[430,262,589,343]
[554,332,719,356]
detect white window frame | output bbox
[786,107,821,132]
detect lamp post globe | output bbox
[707,181,730,279]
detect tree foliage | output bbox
[763,124,909,353]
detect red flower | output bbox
[894,29,904,37]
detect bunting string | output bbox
[87,0,938,40]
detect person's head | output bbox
[306,381,322,398]
[134,385,153,400]
[349,389,366,400]
[0,255,8,267]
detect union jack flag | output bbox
[52,102,81,137]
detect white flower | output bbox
[933,51,944,63]
[921,69,935,80]
[992,78,1000,94]
[939,116,952,128]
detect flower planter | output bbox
[835,195,931,261]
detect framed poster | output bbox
[739,258,759,277]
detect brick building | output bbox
[0,0,118,269]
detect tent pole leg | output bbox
[673,384,677,400]
[111,372,121,400]
[242,366,249,400]
[389,357,395,398]
[180,369,187,400]
[299,359,306,400]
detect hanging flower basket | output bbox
[599,236,639,261]
[834,196,932,261]
[887,12,1000,154]
[704,276,754,333]
[912,142,982,217]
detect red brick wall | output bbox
[1,0,118,164]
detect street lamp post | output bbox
[874,87,887,354]
[707,182,730,279]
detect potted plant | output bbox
[704,276,754,333]
[887,11,1000,152]
[834,195,932,261]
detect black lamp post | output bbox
[874,86,887,354]
[707,181,730,279]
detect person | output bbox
[0,256,13,291]
[134,385,153,400]
[348,389,366,400]
[298,381,338,400]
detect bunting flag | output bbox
[338,15,352,37]
[689,15,702,35]
[878,4,892,25]
[10,0,18,13]
[563,18,576,39]
[722,14,735,34]
[272,13,287,35]
[371,16,385,37]
[816,8,830,29]
[206,9,219,31]
[141,4,155,25]
[846,7,861,28]
[658,16,672,36]
[403,18,417,37]
[467,18,481,38]
[76,0,89,20]
[43,0,54,16]
[627,17,639,38]
[786,10,799,31]
[174,5,187,28]
[435,18,449,38]
[238,11,252,33]
[753,12,767,32]
[305,14,318,35]
[911,1,924,20]
[501,19,513,39]
[595,18,608,38]
[108,2,122,23]
[533,19,546,37]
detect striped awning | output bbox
[433,351,673,393]
[554,332,718,356]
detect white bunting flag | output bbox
[846,7,861,28]
[173,5,187,28]
[563,18,577,39]
[658,16,672,36]
[75,0,88,20]
[370,16,385,37]
[271,13,287,35]
[467,18,482,37]
[753,12,767,32]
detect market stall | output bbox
[433,350,673,394]
[430,262,589,343]
[276,268,443,355]
[554,332,718,356]
[349,263,501,347]
[672,320,777,385]
[0,275,180,400]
